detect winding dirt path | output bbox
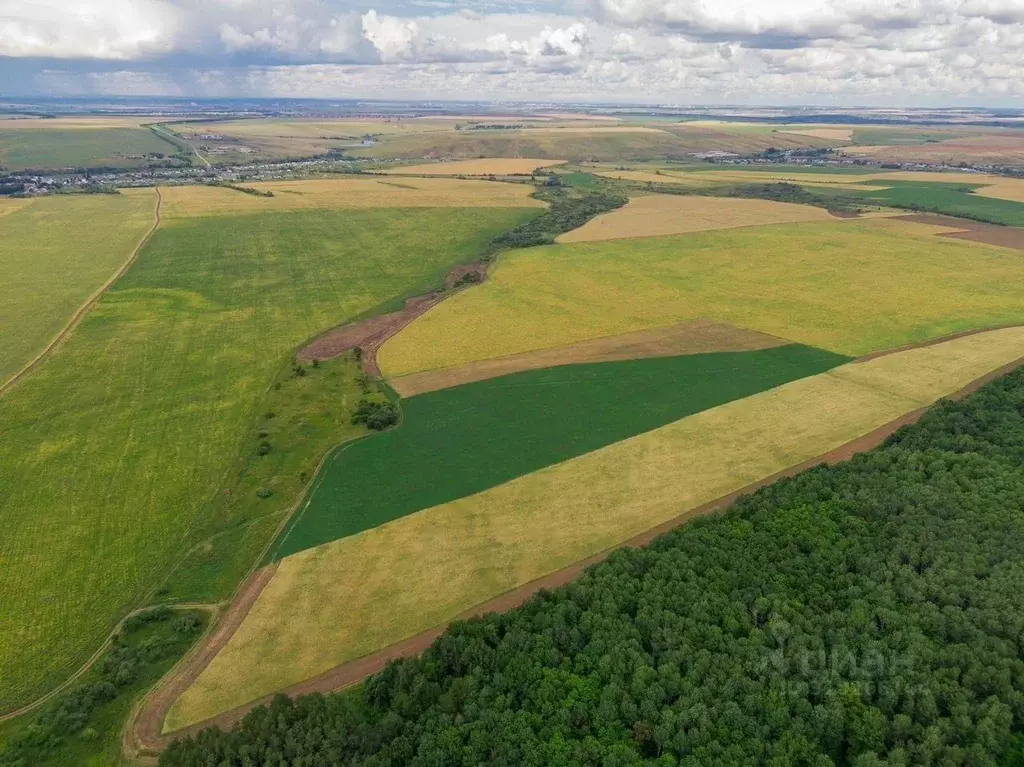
[129,329,1024,755]
[0,187,163,399]
[296,263,486,376]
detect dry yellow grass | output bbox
[167,326,1024,729]
[593,170,713,185]
[389,320,788,397]
[592,169,888,192]
[384,158,567,176]
[519,126,668,135]
[0,117,158,131]
[0,198,35,216]
[974,178,1024,203]
[780,128,854,141]
[557,195,836,243]
[379,219,1024,376]
[158,177,545,218]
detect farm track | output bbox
[297,261,487,376]
[0,187,163,400]
[130,325,1024,755]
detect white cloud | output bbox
[361,10,419,62]
[0,0,179,59]
[2,0,1023,106]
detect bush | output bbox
[351,400,399,431]
[256,487,273,499]
[257,440,271,456]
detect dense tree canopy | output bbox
[162,369,1024,766]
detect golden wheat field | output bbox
[157,177,546,218]
[557,195,837,242]
[167,326,1024,730]
[380,218,1024,376]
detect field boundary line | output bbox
[0,186,163,400]
[130,332,1024,752]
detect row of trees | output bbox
[161,369,1024,766]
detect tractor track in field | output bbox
[129,325,1024,756]
[0,186,163,400]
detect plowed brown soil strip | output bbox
[132,343,1024,755]
[296,263,485,376]
[390,320,789,397]
[896,213,1024,250]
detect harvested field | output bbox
[167,327,1024,729]
[381,219,1024,376]
[844,134,1024,164]
[556,194,836,243]
[157,177,545,218]
[389,320,789,397]
[887,214,1024,250]
[518,126,668,135]
[273,344,845,561]
[593,170,713,185]
[974,178,1024,203]
[780,128,853,141]
[385,158,566,175]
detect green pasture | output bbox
[0,192,156,385]
[272,344,848,560]
[0,204,535,713]
[0,128,173,170]
[848,180,1024,225]
[850,127,971,145]
[161,354,381,604]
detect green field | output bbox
[0,128,175,170]
[381,219,1024,376]
[0,192,156,385]
[272,344,848,559]
[848,180,1024,225]
[0,204,535,713]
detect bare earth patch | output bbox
[384,158,567,176]
[389,320,789,397]
[557,194,837,243]
[887,214,1024,250]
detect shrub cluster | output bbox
[161,369,1024,765]
[491,191,627,249]
[1,608,203,766]
[351,400,399,431]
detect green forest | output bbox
[161,368,1024,766]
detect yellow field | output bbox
[593,170,713,185]
[168,326,1024,729]
[158,178,545,218]
[974,178,1024,203]
[557,195,836,243]
[0,198,34,216]
[0,117,158,131]
[520,126,669,135]
[384,158,567,176]
[780,128,854,141]
[389,320,787,397]
[380,219,1024,376]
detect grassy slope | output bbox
[0,128,172,170]
[0,206,535,713]
[0,609,208,767]
[0,192,156,384]
[380,219,1024,375]
[171,326,1024,728]
[272,344,848,560]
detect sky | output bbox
[1,0,1023,106]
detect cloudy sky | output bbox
[2,0,1023,105]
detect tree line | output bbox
[161,368,1024,766]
